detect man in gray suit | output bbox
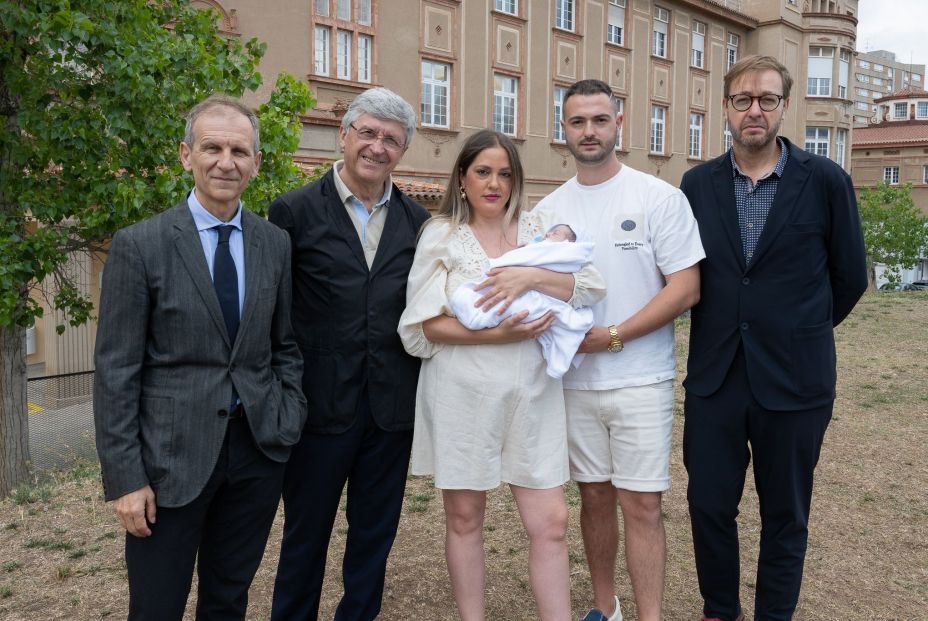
[94,94,306,620]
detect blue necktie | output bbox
[213,225,239,346]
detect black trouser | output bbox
[125,417,285,620]
[271,396,413,621]
[683,347,832,621]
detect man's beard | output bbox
[568,134,617,164]
[732,116,782,151]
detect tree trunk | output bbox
[0,324,30,497]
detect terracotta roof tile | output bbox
[852,122,928,146]
[874,86,928,103]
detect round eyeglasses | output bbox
[349,123,406,152]
[726,94,784,112]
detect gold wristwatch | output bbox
[607,325,623,353]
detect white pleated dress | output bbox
[398,211,605,490]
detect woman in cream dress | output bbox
[398,130,605,621]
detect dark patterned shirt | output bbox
[729,137,789,263]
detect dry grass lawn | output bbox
[1,292,926,620]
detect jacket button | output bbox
[742,277,750,285]
[740,322,750,330]
[218,409,228,418]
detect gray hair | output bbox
[184,94,261,153]
[341,87,416,148]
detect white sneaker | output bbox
[607,595,623,621]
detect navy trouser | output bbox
[271,396,413,621]
[684,347,832,621]
[125,417,285,620]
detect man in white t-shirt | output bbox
[535,79,705,621]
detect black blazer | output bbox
[680,138,867,411]
[269,169,431,433]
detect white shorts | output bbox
[564,380,674,492]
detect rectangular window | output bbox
[857,73,870,83]
[336,0,351,21]
[652,7,669,58]
[723,120,733,152]
[804,127,830,157]
[494,74,518,136]
[727,33,739,70]
[873,77,883,86]
[923,165,928,185]
[496,0,517,15]
[612,96,625,149]
[855,101,869,111]
[607,0,626,46]
[807,48,833,97]
[689,112,704,159]
[915,73,922,82]
[858,60,870,69]
[421,60,450,128]
[357,35,372,83]
[835,128,847,168]
[314,26,330,76]
[336,30,352,80]
[857,88,869,97]
[650,105,666,154]
[895,102,908,119]
[692,21,706,68]
[917,101,928,119]
[555,0,574,31]
[838,51,849,98]
[888,67,894,78]
[553,86,567,142]
[874,63,884,72]
[315,0,329,17]
[358,0,372,25]
[884,166,900,185]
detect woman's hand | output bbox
[474,266,541,315]
[490,310,555,342]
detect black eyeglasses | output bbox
[726,94,785,112]
[349,123,406,152]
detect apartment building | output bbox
[28,0,864,375]
[851,49,925,127]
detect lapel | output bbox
[324,170,369,272]
[747,138,811,271]
[170,201,232,348]
[236,209,264,353]
[709,155,747,273]
[370,187,405,277]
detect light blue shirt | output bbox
[187,189,245,316]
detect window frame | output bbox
[607,0,626,46]
[650,104,667,155]
[727,33,739,70]
[884,166,900,185]
[895,102,908,119]
[804,126,830,158]
[691,21,706,69]
[612,95,625,150]
[555,0,575,32]
[420,59,451,129]
[688,112,704,159]
[314,25,330,76]
[494,73,519,137]
[835,128,847,168]
[336,29,352,80]
[652,7,669,59]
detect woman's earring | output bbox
[460,186,467,201]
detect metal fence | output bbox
[27,370,97,472]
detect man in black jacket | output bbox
[680,56,867,621]
[269,87,430,621]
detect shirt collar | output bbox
[730,136,789,181]
[187,188,243,232]
[333,160,392,208]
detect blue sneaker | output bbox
[579,610,608,621]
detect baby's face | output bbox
[545,226,573,242]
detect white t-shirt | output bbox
[534,164,705,390]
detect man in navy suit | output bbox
[269,87,430,621]
[680,56,867,621]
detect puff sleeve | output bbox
[398,220,454,359]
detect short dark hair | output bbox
[724,55,793,100]
[563,79,621,114]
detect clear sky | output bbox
[856,0,928,67]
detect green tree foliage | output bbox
[858,182,928,287]
[0,0,314,495]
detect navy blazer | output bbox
[269,169,431,433]
[680,138,867,411]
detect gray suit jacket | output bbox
[94,200,306,507]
